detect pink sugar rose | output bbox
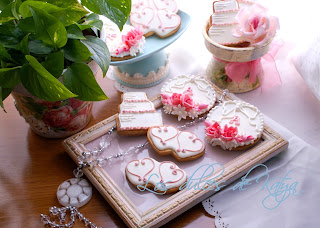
[205,121,222,138]
[171,93,182,106]
[122,26,143,48]
[198,103,208,110]
[180,93,194,111]
[235,135,254,143]
[233,4,279,46]
[220,125,238,141]
[161,93,172,105]
[42,106,73,128]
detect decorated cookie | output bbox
[161,75,216,120]
[147,125,205,161]
[100,17,145,61]
[116,92,163,135]
[125,157,187,194]
[205,100,264,150]
[130,0,181,38]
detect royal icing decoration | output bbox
[118,92,163,131]
[148,126,205,160]
[205,100,264,150]
[100,17,145,58]
[125,158,187,192]
[208,0,253,45]
[161,75,216,121]
[130,0,181,37]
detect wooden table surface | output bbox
[0,76,215,227]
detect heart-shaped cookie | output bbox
[147,125,205,161]
[125,158,187,194]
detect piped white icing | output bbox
[125,157,187,192]
[118,92,163,130]
[161,75,216,120]
[100,17,145,58]
[148,125,205,159]
[130,0,181,37]
[205,100,264,150]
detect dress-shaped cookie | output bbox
[205,100,264,150]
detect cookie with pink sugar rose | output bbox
[205,100,264,150]
[160,75,216,121]
[100,17,145,61]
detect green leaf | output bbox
[18,17,35,33]
[29,6,68,48]
[28,40,54,54]
[0,22,24,38]
[20,0,88,26]
[81,0,131,30]
[0,0,10,11]
[63,63,108,101]
[0,66,21,88]
[66,24,86,40]
[0,2,15,23]
[11,0,22,21]
[19,33,30,55]
[63,39,92,63]
[0,43,12,61]
[0,86,12,112]
[21,55,76,101]
[76,14,103,31]
[81,36,110,76]
[0,34,19,49]
[42,51,64,78]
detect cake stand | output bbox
[110,10,191,88]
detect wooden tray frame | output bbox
[63,84,288,227]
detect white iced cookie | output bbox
[161,75,216,121]
[208,0,254,46]
[100,16,145,60]
[205,100,264,150]
[116,92,163,135]
[57,178,92,208]
[125,157,187,194]
[130,0,181,38]
[147,125,205,161]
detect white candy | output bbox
[57,178,92,208]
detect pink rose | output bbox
[161,93,172,105]
[122,26,143,48]
[42,106,73,128]
[235,135,254,143]
[198,103,208,110]
[66,114,88,131]
[221,125,238,141]
[180,93,194,111]
[171,93,182,106]
[68,98,84,109]
[233,4,279,46]
[205,121,221,138]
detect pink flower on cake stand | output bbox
[232,4,279,46]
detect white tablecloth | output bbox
[107,0,320,227]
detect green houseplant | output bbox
[0,0,131,137]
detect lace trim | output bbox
[202,198,230,228]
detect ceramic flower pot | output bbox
[12,92,93,138]
[11,61,99,138]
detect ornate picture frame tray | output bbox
[64,85,288,227]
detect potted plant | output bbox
[0,0,131,138]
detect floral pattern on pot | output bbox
[12,92,92,138]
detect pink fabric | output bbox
[221,41,283,91]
